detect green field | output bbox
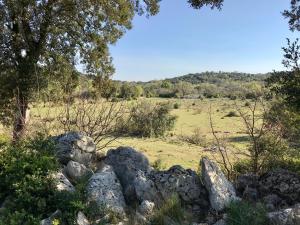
[104,98,253,170]
[0,98,255,170]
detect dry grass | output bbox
[0,98,262,170]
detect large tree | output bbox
[0,0,223,140]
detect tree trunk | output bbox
[12,97,30,142]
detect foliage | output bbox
[93,76,118,100]
[267,39,300,112]
[0,135,96,225]
[236,98,291,174]
[152,159,166,170]
[0,136,59,225]
[124,101,176,138]
[0,0,160,139]
[226,201,269,225]
[283,0,300,31]
[150,194,185,225]
[173,102,180,109]
[119,83,143,100]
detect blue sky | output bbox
[109,0,298,81]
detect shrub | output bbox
[125,102,177,138]
[226,201,269,225]
[179,128,208,147]
[225,111,239,117]
[0,136,59,225]
[173,102,180,109]
[150,194,185,225]
[152,159,166,171]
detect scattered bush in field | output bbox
[236,98,292,174]
[225,111,239,117]
[226,201,269,225]
[152,159,166,170]
[245,102,251,107]
[173,102,180,109]
[179,128,208,147]
[124,102,177,138]
[150,194,185,225]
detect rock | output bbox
[105,147,157,204]
[235,173,259,196]
[213,219,226,225]
[105,147,209,216]
[65,160,93,182]
[77,211,90,225]
[267,204,300,225]
[259,169,300,206]
[242,186,259,201]
[133,170,161,204]
[152,165,209,214]
[53,171,75,192]
[40,210,62,225]
[138,200,155,216]
[201,157,238,211]
[55,132,96,165]
[86,164,126,216]
[263,194,285,211]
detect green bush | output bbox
[0,136,59,225]
[125,102,177,138]
[0,136,89,225]
[226,201,269,225]
[173,102,180,109]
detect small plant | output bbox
[152,159,166,170]
[173,102,180,109]
[179,128,208,147]
[226,201,269,225]
[225,111,239,117]
[150,194,185,225]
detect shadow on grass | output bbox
[227,135,249,143]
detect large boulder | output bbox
[76,211,90,225]
[138,200,155,217]
[40,210,62,225]
[86,164,126,217]
[201,157,238,211]
[267,204,300,225]
[53,171,75,192]
[151,165,209,214]
[259,169,300,206]
[65,160,93,182]
[55,132,96,166]
[105,147,157,204]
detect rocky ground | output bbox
[41,132,300,225]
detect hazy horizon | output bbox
[109,0,298,82]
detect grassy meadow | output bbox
[110,98,253,169]
[0,98,257,170]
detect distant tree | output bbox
[93,76,117,100]
[119,83,142,100]
[175,81,193,98]
[161,81,172,89]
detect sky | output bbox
[109,0,299,81]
